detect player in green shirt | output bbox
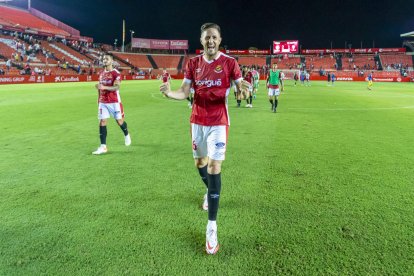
[266,63,282,113]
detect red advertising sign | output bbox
[302,48,406,54]
[273,41,299,54]
[150,39,170,50]
[170,40,188,50]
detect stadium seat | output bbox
[0,6,70,36]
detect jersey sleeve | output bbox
[113,70,121,82]
[184,59,194,81]
[230,59,242,82]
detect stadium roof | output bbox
[401,31,414,38]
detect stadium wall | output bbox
[0,74,154,85]
[0,74,412,85]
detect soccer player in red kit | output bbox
[160,23,251,255]
[242,66,254,107]
[92,54,131,155]
[161,69,171,83]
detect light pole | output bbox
[130,30,135,51]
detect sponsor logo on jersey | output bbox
[214,65,223,73]
[215,142,226,149]
[196,68,202,74]
[196,79,222,88]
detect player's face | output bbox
[200,28,222,60]
[272,64,278,70]
[103,56,113,67]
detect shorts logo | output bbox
[192,140,197,150]
[214,65,223,73]
[215,142,226,149]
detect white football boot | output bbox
[92,145,107,155]
[206,225,219,255]
[124,134,131,146]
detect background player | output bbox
[367,71,373,90]
[280,71,285,92]
[251,67,260,98]
[92,54,131,155]
[293,71,299,86]
[242,66,254,108]
[267,63,281,113]
[159,22,250,255]
[161,69,171,84]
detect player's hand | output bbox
[95,83,100,90]
[159,82,170,97]
[240,79,252,91]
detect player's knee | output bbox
[116,119,124,126]
[99,120,107,126]
[207,161,222,174]
[194,157,208,168]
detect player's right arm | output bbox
[159,79,190,100]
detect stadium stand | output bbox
[0,5,70,36]
[380,54,413,70]
[151,55,181,70]
[306,55,337,71]
[49,42,93,65]
[237,56,267,67]
[0,4,412,82]
[112,53,153,69]
[271,56,301,69]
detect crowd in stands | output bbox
[0,30,413,79]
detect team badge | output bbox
[196,68,202,73]
[214,65,223,73]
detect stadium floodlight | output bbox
[130,30,135,50]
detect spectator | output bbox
[6,59,11,71]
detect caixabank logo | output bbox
[54,76,80,82]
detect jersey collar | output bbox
[203,52,221,64]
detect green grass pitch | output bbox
[1,79,413,275]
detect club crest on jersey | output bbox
[214,65,223,73]
[196,68,202,74]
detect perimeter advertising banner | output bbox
[195,49,271,55]
[302,48,406,54]
[132,38,188,50]
[170,40,188,50]
[132,38,151,49]
[273,41,299,54]
[150,39,170,50]
[0,74,411,85]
